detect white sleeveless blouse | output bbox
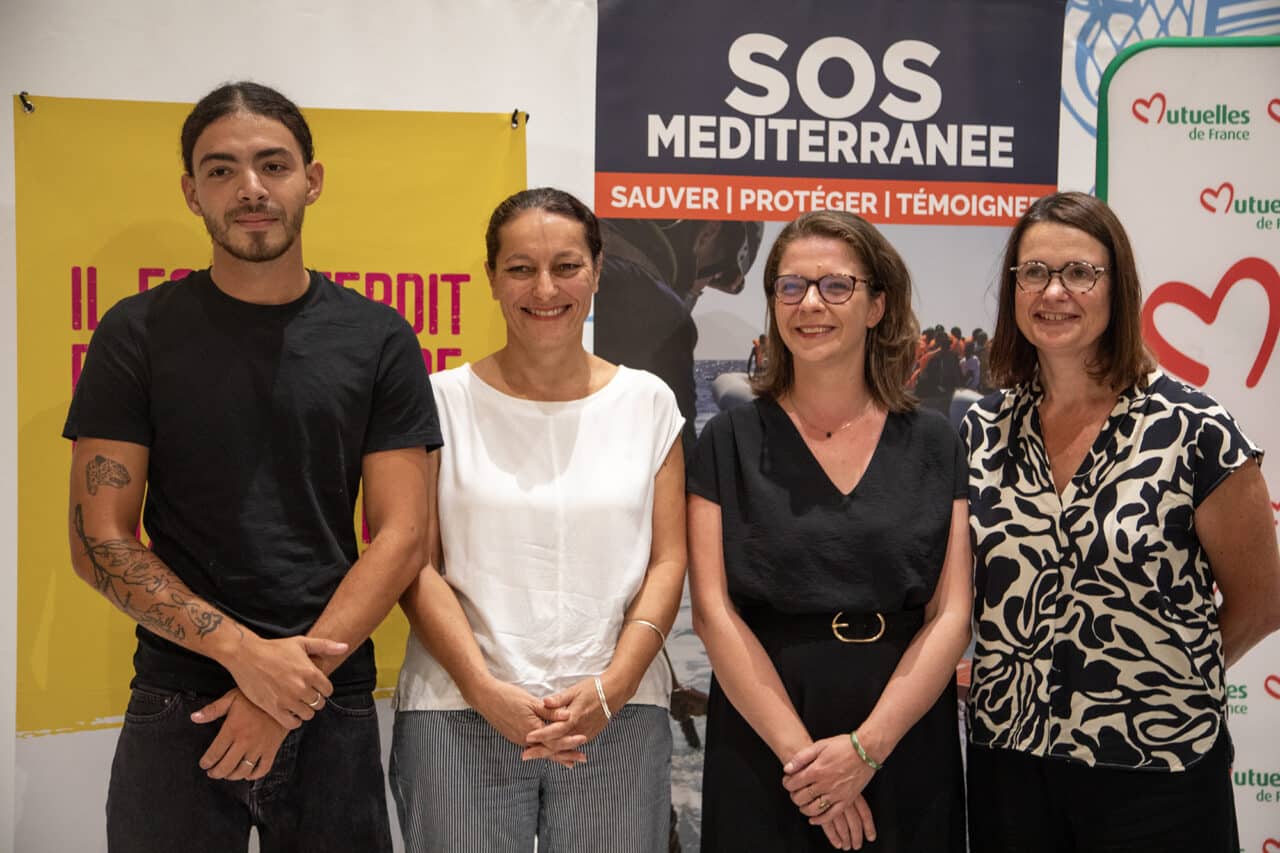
[395,363,683,710]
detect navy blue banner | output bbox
[596,0,1066,185]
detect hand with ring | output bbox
[783,732,878,827]
[821,794,877,851]
[219,633,347,729]
[191,688,288,781]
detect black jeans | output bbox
[967,730,1239,853]
[106,684,393,853]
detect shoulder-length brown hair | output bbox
[751,210,919,412]
[988,191,1155,390]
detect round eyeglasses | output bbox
[772,274,872,305]
[1011,260,1107,294]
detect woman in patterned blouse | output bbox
[961,191,1280,852]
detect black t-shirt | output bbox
[63,269,442,694]
[686,397,966,614]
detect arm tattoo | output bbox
[86,455,131,495]
[72,504,228,643]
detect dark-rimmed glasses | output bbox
[1011,260,1107,294]
[772,274,871,305]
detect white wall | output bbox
[0,2,598,849]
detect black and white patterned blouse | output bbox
[960,370,1262,770]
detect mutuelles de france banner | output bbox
[595,0,1066,225]
[1099,38,1280,853]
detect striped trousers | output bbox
[390,705,671,853]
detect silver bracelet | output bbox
[625,618,667,644]
[593,675,612,722]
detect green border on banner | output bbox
[1096,35,1280,201]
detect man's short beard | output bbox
[206,205,305,263]
[213,228,296,262]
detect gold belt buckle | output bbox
[831,611,886,643]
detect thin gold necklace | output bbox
[788,395,873,439]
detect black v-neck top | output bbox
[688,397,966,614]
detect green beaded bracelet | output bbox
[849,730,882,771]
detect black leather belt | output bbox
[831,611,886,643]
[739,607,924,643]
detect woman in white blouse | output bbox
[390,188,686,853]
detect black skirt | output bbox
[700,607,965,852]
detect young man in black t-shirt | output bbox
[63,82,440,852]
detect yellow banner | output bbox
[15,95,524,734]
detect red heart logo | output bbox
[1132,92,1167,124]
[1264,839,1280,853]
[1268,98,1280,123]
[1199,182,1234,214]
[1266,675,1280,700]
[1141,257,1280,388]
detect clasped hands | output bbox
[473,675,618,770]
[189,632,350,781]
[782,734,878,851]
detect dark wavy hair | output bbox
[484,187,603,269]
[988,191,1154,390]
[181,82,314,176]
[751,210,919,412]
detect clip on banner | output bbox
[18,91,34,113]
[510,108,529,129]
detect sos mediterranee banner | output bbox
[596,0,1064,225]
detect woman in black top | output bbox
[687,210,971,851]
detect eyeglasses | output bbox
[772,274,872,305]
[1011,260,1107,294]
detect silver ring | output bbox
[306,692,323,709]
[241,758,257,769]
